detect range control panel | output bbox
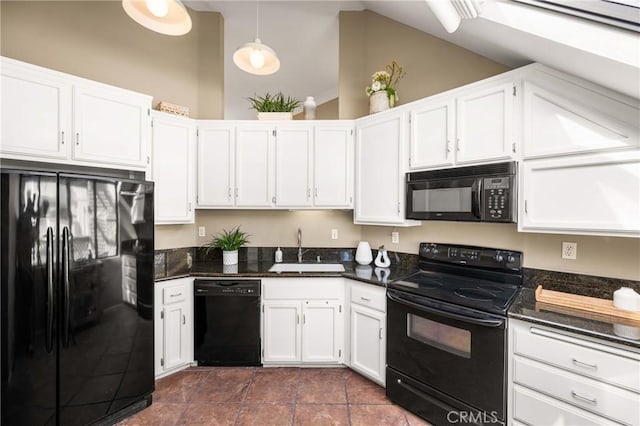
[420,243,522,270]
[482,177,511,221]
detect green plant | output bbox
[365,61,406,107]
[247,92,301,112]
[205,226,250,253]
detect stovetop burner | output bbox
[389,243,523,316]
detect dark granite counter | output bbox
[509,269,640,350]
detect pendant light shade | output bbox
[122,0,192,36]
[233,38,280,75]
[234,0,280,75]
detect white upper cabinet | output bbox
[0,57,151,171]
[197,123,235,207]
[313,124,354,208]
[235,125,274,207]
[73,84,150,168]
[409,97,454,170]
[455,81,515,164]
[151,112,195,224]
[519,151,640,237]
[522,67,640,159]
[1,58,71,160]
[274,125,313,207]
[355,111,419,226]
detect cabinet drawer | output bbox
[513,325,640,392]
[513,384,619,426]
[513,357,640,425]
[351,283,386,312]
[163,284,187,304]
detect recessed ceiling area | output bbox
[187,0,639,119]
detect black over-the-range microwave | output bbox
[406,161,517,222]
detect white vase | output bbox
[355,241,373,265]
[369,91,389,114]
[374,249,391,267]
[303,96,317,120]
[222,249,238,265]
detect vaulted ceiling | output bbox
[186,0,639,119]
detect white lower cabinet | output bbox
[155,277,194,377]
[348,281,386,386]
[261,278,344,365]
[508,318,640,426]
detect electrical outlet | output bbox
[331,229,339,240]
[562,242,577,260]
[198,226,206,237]
[391,231,400,244]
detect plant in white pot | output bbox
[205,226,250,265]
[248,92,300,120]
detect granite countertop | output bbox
[187,260,418,288]
[509,287,640,350]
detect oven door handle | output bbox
[387,290,505,328]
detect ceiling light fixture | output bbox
[425,0,483,33]
[122,0,192,36]
[233,0,280,75]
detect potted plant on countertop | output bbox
[205,226,250,266]
[248,91,301,120]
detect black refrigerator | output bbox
[1,169,155,425]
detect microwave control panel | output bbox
[483,177,511,221]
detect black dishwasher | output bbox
[194,279,261,366]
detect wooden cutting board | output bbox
[535,285,640,323]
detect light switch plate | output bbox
[198,226,206,237]
[331,229,339,240]
[391,231,399,244]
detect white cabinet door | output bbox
[410,97,455,170]
[456,81,514,164]
[263,301,301,363]
[350,303,385,385]
[151,112,195,224]
[522,76,640,159]
[235,125,274,207]
[314,124,354,207]
[520,151,640,237]
[72,84,150,168]
[1,58,71,160]
[197,124,235,207]
[301,301,343,363]
[355,112,416,225]
[274,126,313,207]
[162,302,189,371]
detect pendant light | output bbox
[233,0,280,75]
[122,0,192,36]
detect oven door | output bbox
[406,177,481,221]
[386,289,506,421]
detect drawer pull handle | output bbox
[571,390,597,405]
[170,293,182,297]
[572,358,598,370]
[360,296,371,302]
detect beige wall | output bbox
[338,10,509,119]
[0,1,223,119]
[362,224,640,281]
[154,210,362,250]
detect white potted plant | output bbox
[205,226,250,265]
[366,61,406,114]
[248,92,301,120]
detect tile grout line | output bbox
[344,371,353,426]
[233,367,257,426]
[291,367,303,426]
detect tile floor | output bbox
[118,367,430,425]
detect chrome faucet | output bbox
[297,228,303,263]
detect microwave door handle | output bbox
[472,180,482,219]
[387,290,505,328]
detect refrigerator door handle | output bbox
[45,227,54,353]
[62,226,71,347]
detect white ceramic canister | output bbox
[613,287,640,312]
[304,96,317,120]
[355,241,373,265]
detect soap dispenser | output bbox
[275,247,283,263]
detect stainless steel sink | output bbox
[268,263,346,273]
